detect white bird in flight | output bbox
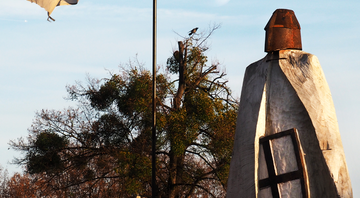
[27,0,79,21]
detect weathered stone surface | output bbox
[226,57,268,198]
[227,50,352,198]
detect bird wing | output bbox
[58,0,78,6]
[27,0,60,15]
[27,0,78,15]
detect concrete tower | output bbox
[226,9,352,198]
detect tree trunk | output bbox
[168,153,185,198]
[168,41,188,198]
[168,150,177,198]
[173,41,186,110]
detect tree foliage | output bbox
[10,25,238,198]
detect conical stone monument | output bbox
[226,9,352,198]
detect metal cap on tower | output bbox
[264,9,302,52]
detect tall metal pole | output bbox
[152,0,157,197]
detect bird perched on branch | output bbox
[189,27,198,36]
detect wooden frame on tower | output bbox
[259,128,309,198]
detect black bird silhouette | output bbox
[189,27,198,36]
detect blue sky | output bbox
[1,0,360,195]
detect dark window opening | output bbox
[259,128,308,198]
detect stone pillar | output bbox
[226,9,352,198]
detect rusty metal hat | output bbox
[264,9,302,52]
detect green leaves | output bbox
[11,26,237,197]
[167,51,180,74]
[27,132,67,174]
[34,132,67,154]
[117,70,152,117]
[89,79,120,110]
[92,114,129,146]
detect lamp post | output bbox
[151,0,157,197]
